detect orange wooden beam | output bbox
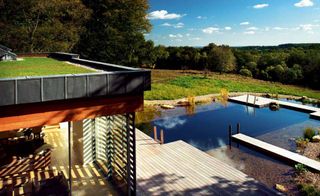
[0,95,143,132]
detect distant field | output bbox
[145,70,320,100]
[0,57,95,78]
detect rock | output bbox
[160,104,175,109]
[177,101,190,106]
[265,93,272,98]
[275,184,287,193]
[300,96,308,101]
[312,135,320,142]
[269,102,280,111]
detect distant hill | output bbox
[233,43,320,50]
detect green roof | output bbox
[0,57,96,78]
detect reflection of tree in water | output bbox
[216,88,229,107]
[135,106,161,135]
[185,96,196,116]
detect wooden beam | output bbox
[0,95,143,132]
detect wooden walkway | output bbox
[136,130,280,195]
[229,95,320,120]
[232,133,320,172]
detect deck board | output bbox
[229,95,320,120]
[232,133,320,172]
[136,129,279,195]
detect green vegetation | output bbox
[303,128,317,141]
[153,44,320,90]
[295,164,308,174]
[298,184,320,196]
[145,70,320,100]
[0,58,95,78]
[0,0,90,53]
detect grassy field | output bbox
[0,57,95,78]
[145,70,320,100]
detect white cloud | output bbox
[148,10,184,20]
[185,33,191,37]
[244,31,255,35]
[253,4,269,9]
[202,27,220,34]
[161,22,184,28]
[273,27,288,30]
[299,24,319,33]
[161,22,172,26]
[225,26,232,30]
[175,22,184,28]
[197,16,207,19]
[247,26,258,30]
[169,34,183,38]
[294,0,314,7]
[240,21,250,25]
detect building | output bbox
[0,52,151,195]
[0,44,17,61]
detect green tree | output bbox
[207,45,237,73]
[76,0,151,66]
[0,0,90,52]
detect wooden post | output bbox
[228,125,232,149]
[153,126,158,142]
[68,122,72,195]
[160,129,164,145]
[236,123,240,148]
[246,94,249,104]
[253,96,257,106]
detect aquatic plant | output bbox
[298,184,320,196]
[295,163,308,173]
[303,127,317,140]
[296,137,308,148]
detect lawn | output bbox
[145,69,320,100]
[0,57,96,78]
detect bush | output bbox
[295,163,308,173]
[304,127,316,140]
[239,68,253,77]
[298,184,320,196]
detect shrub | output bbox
[298,184,320,196]
[296,137,308,148]
[239,68,253,77]
[304,127,316,140]
[295,163,308,173]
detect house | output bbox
[0,44,17,61]
[0,52,151,195]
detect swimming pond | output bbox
[137,101,320,152]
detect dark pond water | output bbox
[137,101,320,152]
[136,100,320,192]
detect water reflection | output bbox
[155,117,186,129]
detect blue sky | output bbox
[146,0,320,46]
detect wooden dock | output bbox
[229,95,320,120]
[136,130,280,195]
[232,133,320,172]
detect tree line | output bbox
[0,0,151,66]
[150,43,320,89]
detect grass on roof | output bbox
[0,57,96,78]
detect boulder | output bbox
[275,184,287,193]
[269,102,280,111]
[312,135,320,142]
[177,101,190,106]
[160,104,175,109]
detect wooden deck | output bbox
[229,95,320,119]
[136,130,280,195]
[232,133,320,172]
